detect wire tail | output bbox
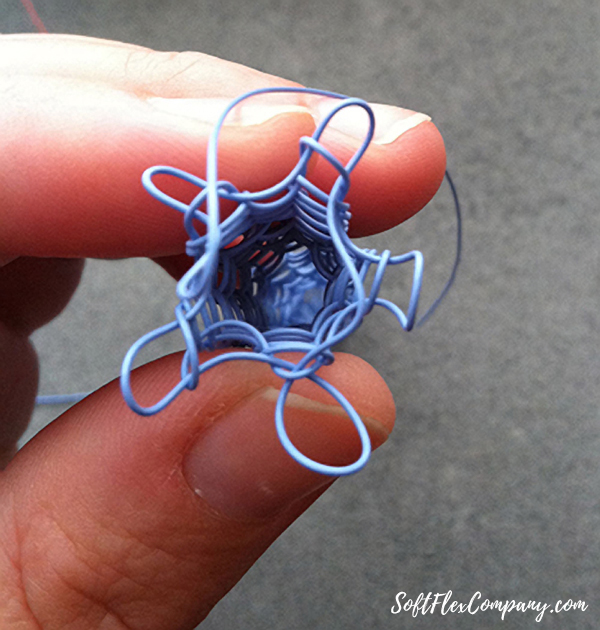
[416,170,462,327]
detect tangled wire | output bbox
[120,87,460,476]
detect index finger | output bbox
[0,34,446,259]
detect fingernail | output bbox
[316,100,431,145]
[183,386,389,521]
[147,97,311,127]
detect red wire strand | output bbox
[20,0,48,33]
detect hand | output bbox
[0,34,446,628]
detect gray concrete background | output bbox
[4,0,599,628]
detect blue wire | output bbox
[35,393,89,405]
[36,87,462,477]
[416,170,462,328]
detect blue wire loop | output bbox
[36,88,461,475]
[42,86,460,476]
[118,86,461,476]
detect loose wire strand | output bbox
[19,0,48,33]
[35,393,88,405]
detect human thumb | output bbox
[0,350,394,629]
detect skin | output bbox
[0,34,446,629]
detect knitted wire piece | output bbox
[120,86,458,476]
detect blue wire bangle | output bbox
[38,87,462,477]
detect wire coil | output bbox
[113,86,461,476]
